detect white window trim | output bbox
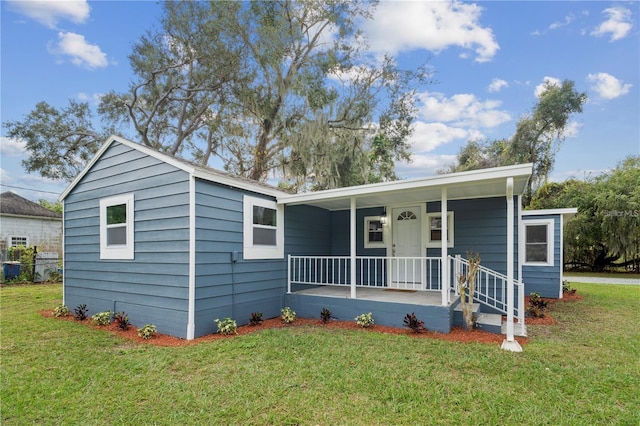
[364,216,386,248]
[523,218,554,267]
[8,236,29,247]
[425,212,454,248]
[100,193,135,260]
[243,195,284,260]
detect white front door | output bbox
[390,206,423,289]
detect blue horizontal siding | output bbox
[64,141,192,338]
[193,179,287,338]
[522,215,562,298]
[285,293,452,333]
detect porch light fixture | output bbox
[380,209,387,225]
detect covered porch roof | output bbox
[277,163,533,210]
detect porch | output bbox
[286,254,526,335]
[279,164,533,350]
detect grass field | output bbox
[1,283,639,425]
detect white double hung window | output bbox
[524,219,554,266]
[364,216,385,248]
[243,195,284,259]
[425,212,454,248]
[100,193,134,260]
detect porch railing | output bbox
[288,255,443,292]
[450,255,525,323]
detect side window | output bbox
[426,212,454,247]
[243,195,284,259]
[364,216,385,248]
[524,220,554,266]
[9,236,28,247]
[100,194,134,260]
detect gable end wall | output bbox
[63,142,191,338]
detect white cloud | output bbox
[7,0,90,29]
[0,137,27,157]
[49,31,108,69]
[549,14,576,30]
[77,92,104,104]
[396,154,457,178]
[417,91,511,128]
[488,78,508,93]
[363,0,499,62]
[591,6,633,41]
[534,76,561,98]
[409,121,470,152]
[563,121,583,138]
[587,72,632,100]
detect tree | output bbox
[4,101,109,181]
[5,1,428,189]
[443,79,587,204]
[510,80,587,202]
[530,156,640,272]
[38,199,63,215]
[98,1,243,160]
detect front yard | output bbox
[1,282,638,424]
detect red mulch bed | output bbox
[517,291,584,325]
[41,311,530,347]
[42,292,582,347]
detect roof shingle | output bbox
[0,192,62,219]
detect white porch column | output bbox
[441,187,448,306]
[350,196,357,299]
[502,177,522,352]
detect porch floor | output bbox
[293,286,456,306]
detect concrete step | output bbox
[453,302,527,336]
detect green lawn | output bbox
[2,283,639,425]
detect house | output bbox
[60,135,573,351]
[521,209,577,298]
[0,191,62,258]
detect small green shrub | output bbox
[355,312,374,328]
[281,307,296,324]
[114,311,130,330]
[74,304,88,321]
[320,307,333,323]
[527,292,548,318]
[214,317,237,335]
[137,324,157,340]
[563,280,577,294]
[249,312,263,326]
[403,312,425,333]
[91,311,113,326]
[53,304,70,317]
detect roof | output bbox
[60,135,291,200]
[522,208,578,225]
[278,163,533,210]
[521,208,578,216]
[59,135,533,210]
[0,192,62,219]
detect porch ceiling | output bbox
[278,163,532,210]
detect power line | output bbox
[0,184,62,196]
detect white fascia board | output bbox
[59,135,196,201]
[277,163,533,206]
[522,208,578,216]
[191,168,288,198]
[60,134,287,201]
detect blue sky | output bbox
[1,1,638,202]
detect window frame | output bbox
[99,193,135,260]
[523,219,554,266]
[243,195,284,260]
[8,236,29,247]
[364,216,385,248]
[425,212,454,248]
